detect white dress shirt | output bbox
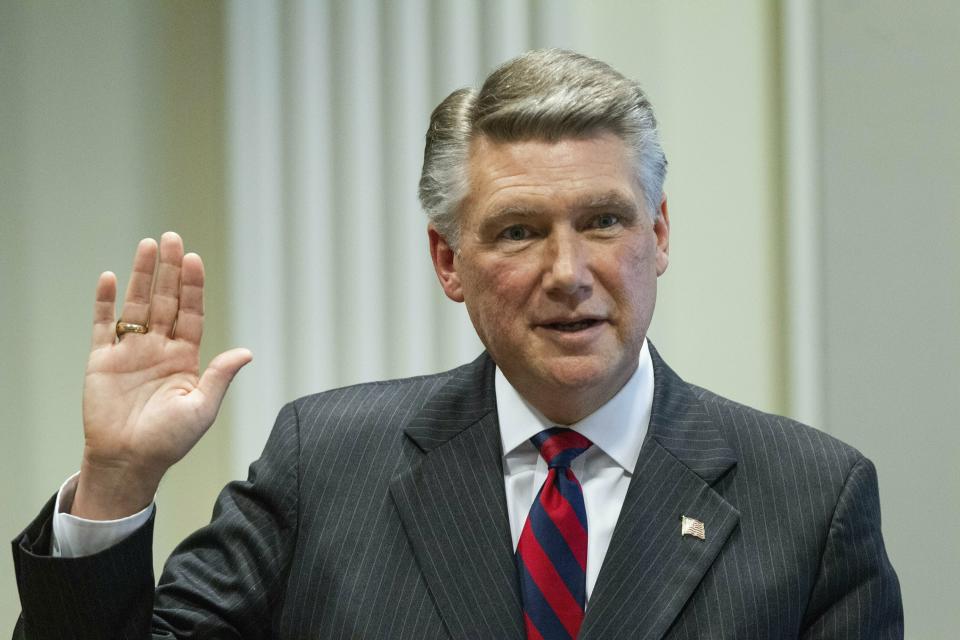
[53,339,655,586]
[52,472,153,558]
[498,339,653,603]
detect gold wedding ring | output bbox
[116,320,148,338]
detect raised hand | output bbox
[72,232,252,520]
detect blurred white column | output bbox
[285,0,336,397]
[226,1,287,475]
[782,0,823,427]
[382,0,437,377]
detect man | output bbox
[12,49,902,639]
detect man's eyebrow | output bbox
[484,192,639,219]
[477,192,641,231]
[573,191,640,214]
[478,206,543,229]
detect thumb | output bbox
[197,347,253,408]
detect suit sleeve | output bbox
[10,402,301,640]
[801,456,903,639]
[12,494,157,640]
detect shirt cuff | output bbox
[52,472,155,558]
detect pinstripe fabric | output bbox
[580,348,902,639]
[12,347,901,639]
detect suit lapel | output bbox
[389,354,524,640]
[581,346,741,640]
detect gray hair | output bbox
[418,48,668,249]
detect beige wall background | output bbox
[814,2,959,636]
[1,1,957,636]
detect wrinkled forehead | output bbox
[459,132,646,223]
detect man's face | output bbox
[429,132,669,423]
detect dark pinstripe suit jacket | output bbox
[13,346,902,639]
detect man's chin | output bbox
[538,354,626,391]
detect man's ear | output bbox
[655,194,670,276]
[428,225,464,302]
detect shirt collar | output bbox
[495,339,654,473]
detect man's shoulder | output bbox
[271,357,492,478]
[284,357,484,434]
[649,343,866,475]
[289,371,448,421]
[687,381,866,476]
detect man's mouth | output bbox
[544,319,601,332]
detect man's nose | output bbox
[543,231,593,299]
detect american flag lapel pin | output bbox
[680,515,706,540]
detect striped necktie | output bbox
[517,427,592,640]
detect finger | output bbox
[148,231,185,336]
[91,271,118,348]
[119,238,158,327]
[173,252,204,345]
[197,348,253,411]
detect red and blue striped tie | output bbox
[517,427,592,640]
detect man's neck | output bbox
[497,341,649,425]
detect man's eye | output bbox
[594,214,620,228]
[501,225,531,241]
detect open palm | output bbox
[75,233,251,520]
